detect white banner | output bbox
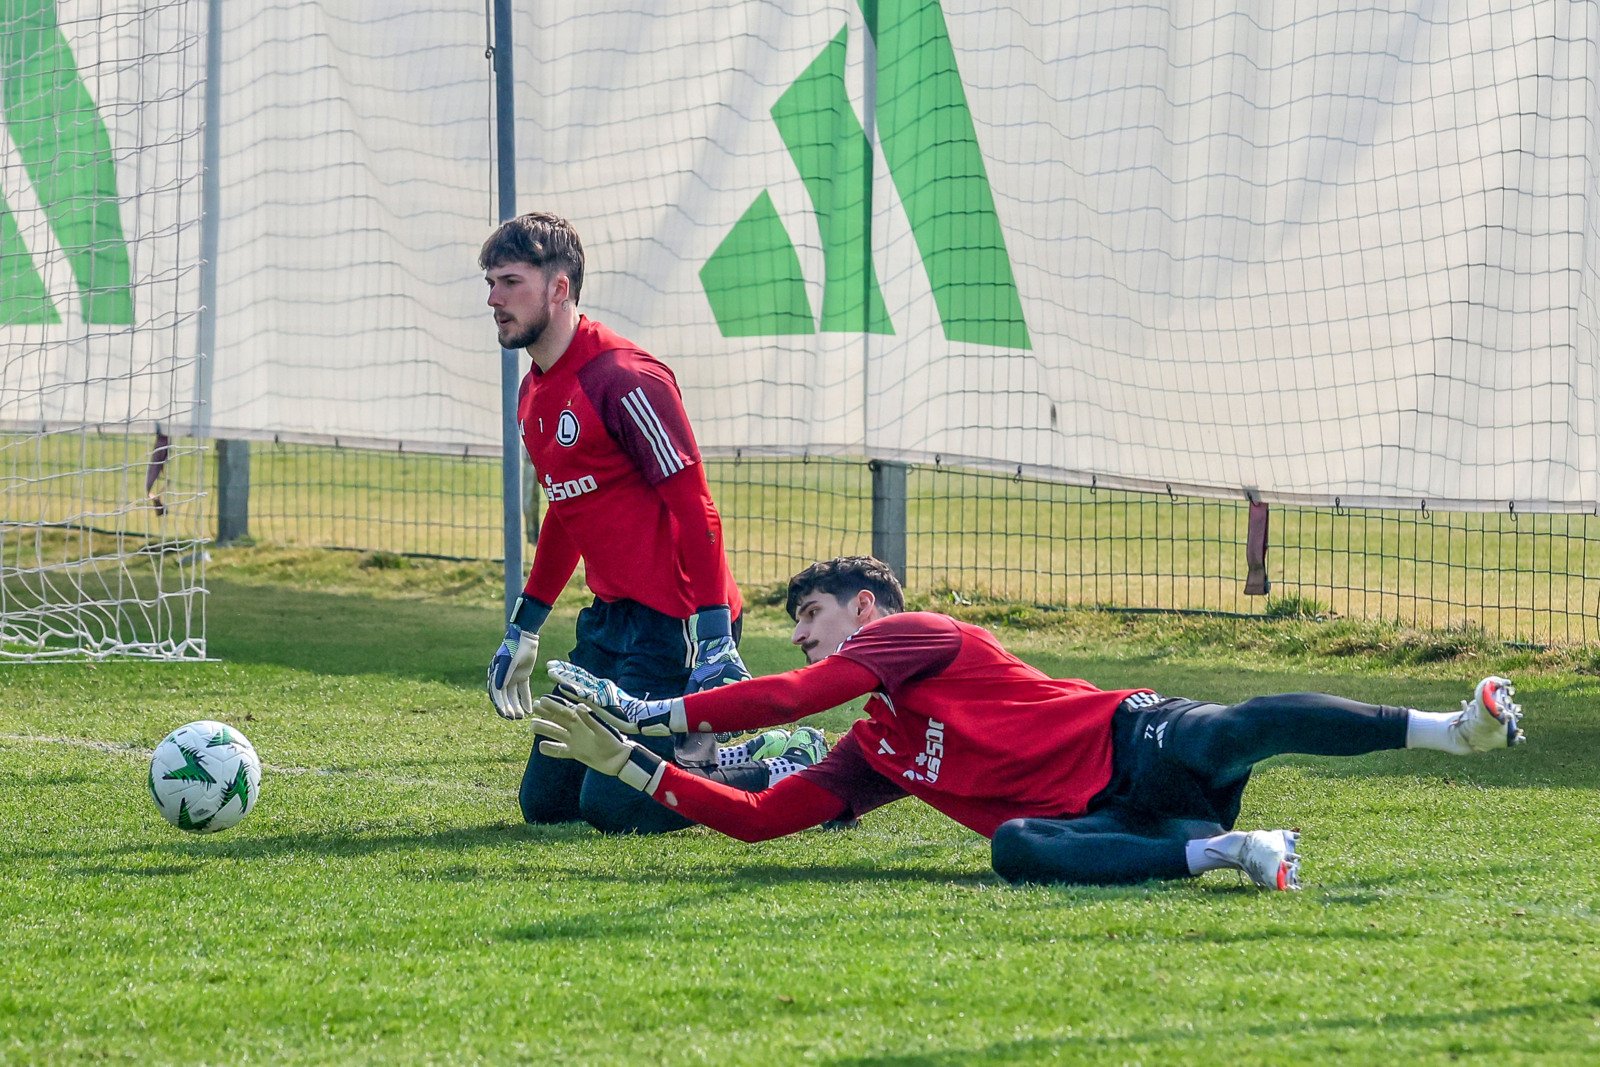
[7,1,1597,510]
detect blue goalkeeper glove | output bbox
[547,660,682,736]
[487,596,552,720]
[685,606,750,693]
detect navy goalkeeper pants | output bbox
[990,692,1410,885]
[518,597,765,834]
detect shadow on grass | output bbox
[37,821,976,882]
[837,997,1589,1065]
[206,578,511,687]
[204,577,811,687]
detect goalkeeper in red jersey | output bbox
[480,212,824,833]
[531,555,1527,888]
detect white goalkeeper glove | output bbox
[528,694,667,794]
[487,595,551,720]
[686,606,751,693]
[547,660,684,736]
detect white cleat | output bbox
[1235,829,1301,891]
[1454,676,1526,752]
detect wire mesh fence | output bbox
[209,441,1600,644]
[13,435,1600,646]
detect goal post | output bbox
[0,0,209,660]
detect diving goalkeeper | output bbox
[531,555,1527,887]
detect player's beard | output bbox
[498,304,549,350]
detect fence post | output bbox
[215,439,250,544]
[870,460,908,583]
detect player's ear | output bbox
[856,589,875,618]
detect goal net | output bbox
[0,0,208,660]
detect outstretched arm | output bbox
[549,654,879,735]
[528,696,849,840]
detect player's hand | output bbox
[546,660,676,736]
[527,694,631,774]
[528,695,665,795]
[487,596,551,720]
[686,606,752,693]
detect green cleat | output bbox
[743,728,792,762]
[779,726,828,768]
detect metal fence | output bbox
[206,441,1600,645]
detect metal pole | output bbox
[492,0,522,618]
[871,460,908,584]
[192,0,223,440]
[215,439,250,544]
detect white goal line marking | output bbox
[0,732,507,795]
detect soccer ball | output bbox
[148,720,262,833]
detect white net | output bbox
[0,0,207,660]
[81,0,1591,517]
[506,0,1600,513]
[201,0,498,454]
[10,0,1599,636]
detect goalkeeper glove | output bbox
[686,606,751,693]
[528,694,666,794]
[487,595,552,720]
[547,660,683,736]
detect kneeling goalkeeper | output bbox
[480,212,823,833]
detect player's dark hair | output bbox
[479,212,585,304]
[785,556,905,619]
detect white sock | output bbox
[1405,708,1469,754]
[762,756,805,783]
[716,740,751,766]
[1186,831,1249,874]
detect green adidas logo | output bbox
[1,0,134,325]
[701,0,1028,350]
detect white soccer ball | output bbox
[148,720,262,833]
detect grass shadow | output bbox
[838,998,1585,1065]
[204,577,819,688]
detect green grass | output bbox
[2,549,1598,1063]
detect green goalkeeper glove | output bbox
[528,694,666,794]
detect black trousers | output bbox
[518,597,766,834]
[990,693,1410,885]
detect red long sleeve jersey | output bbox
[652,612,1149,839]
[518,317,740,619]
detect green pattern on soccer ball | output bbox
[220,761,251,812]
[206,728,233,747]
[175,798,214,832]
[147,763,160,805]
[162,744,215,784]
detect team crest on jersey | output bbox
[555,410,580,446]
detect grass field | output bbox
[2,549,1598,1063]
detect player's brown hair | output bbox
[479,212,585,304]
[785,556,905,619]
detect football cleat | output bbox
[778,726,828,768]
[1233,829,1301,891]
[1454,676,1526,752]
[740,728,792,762]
